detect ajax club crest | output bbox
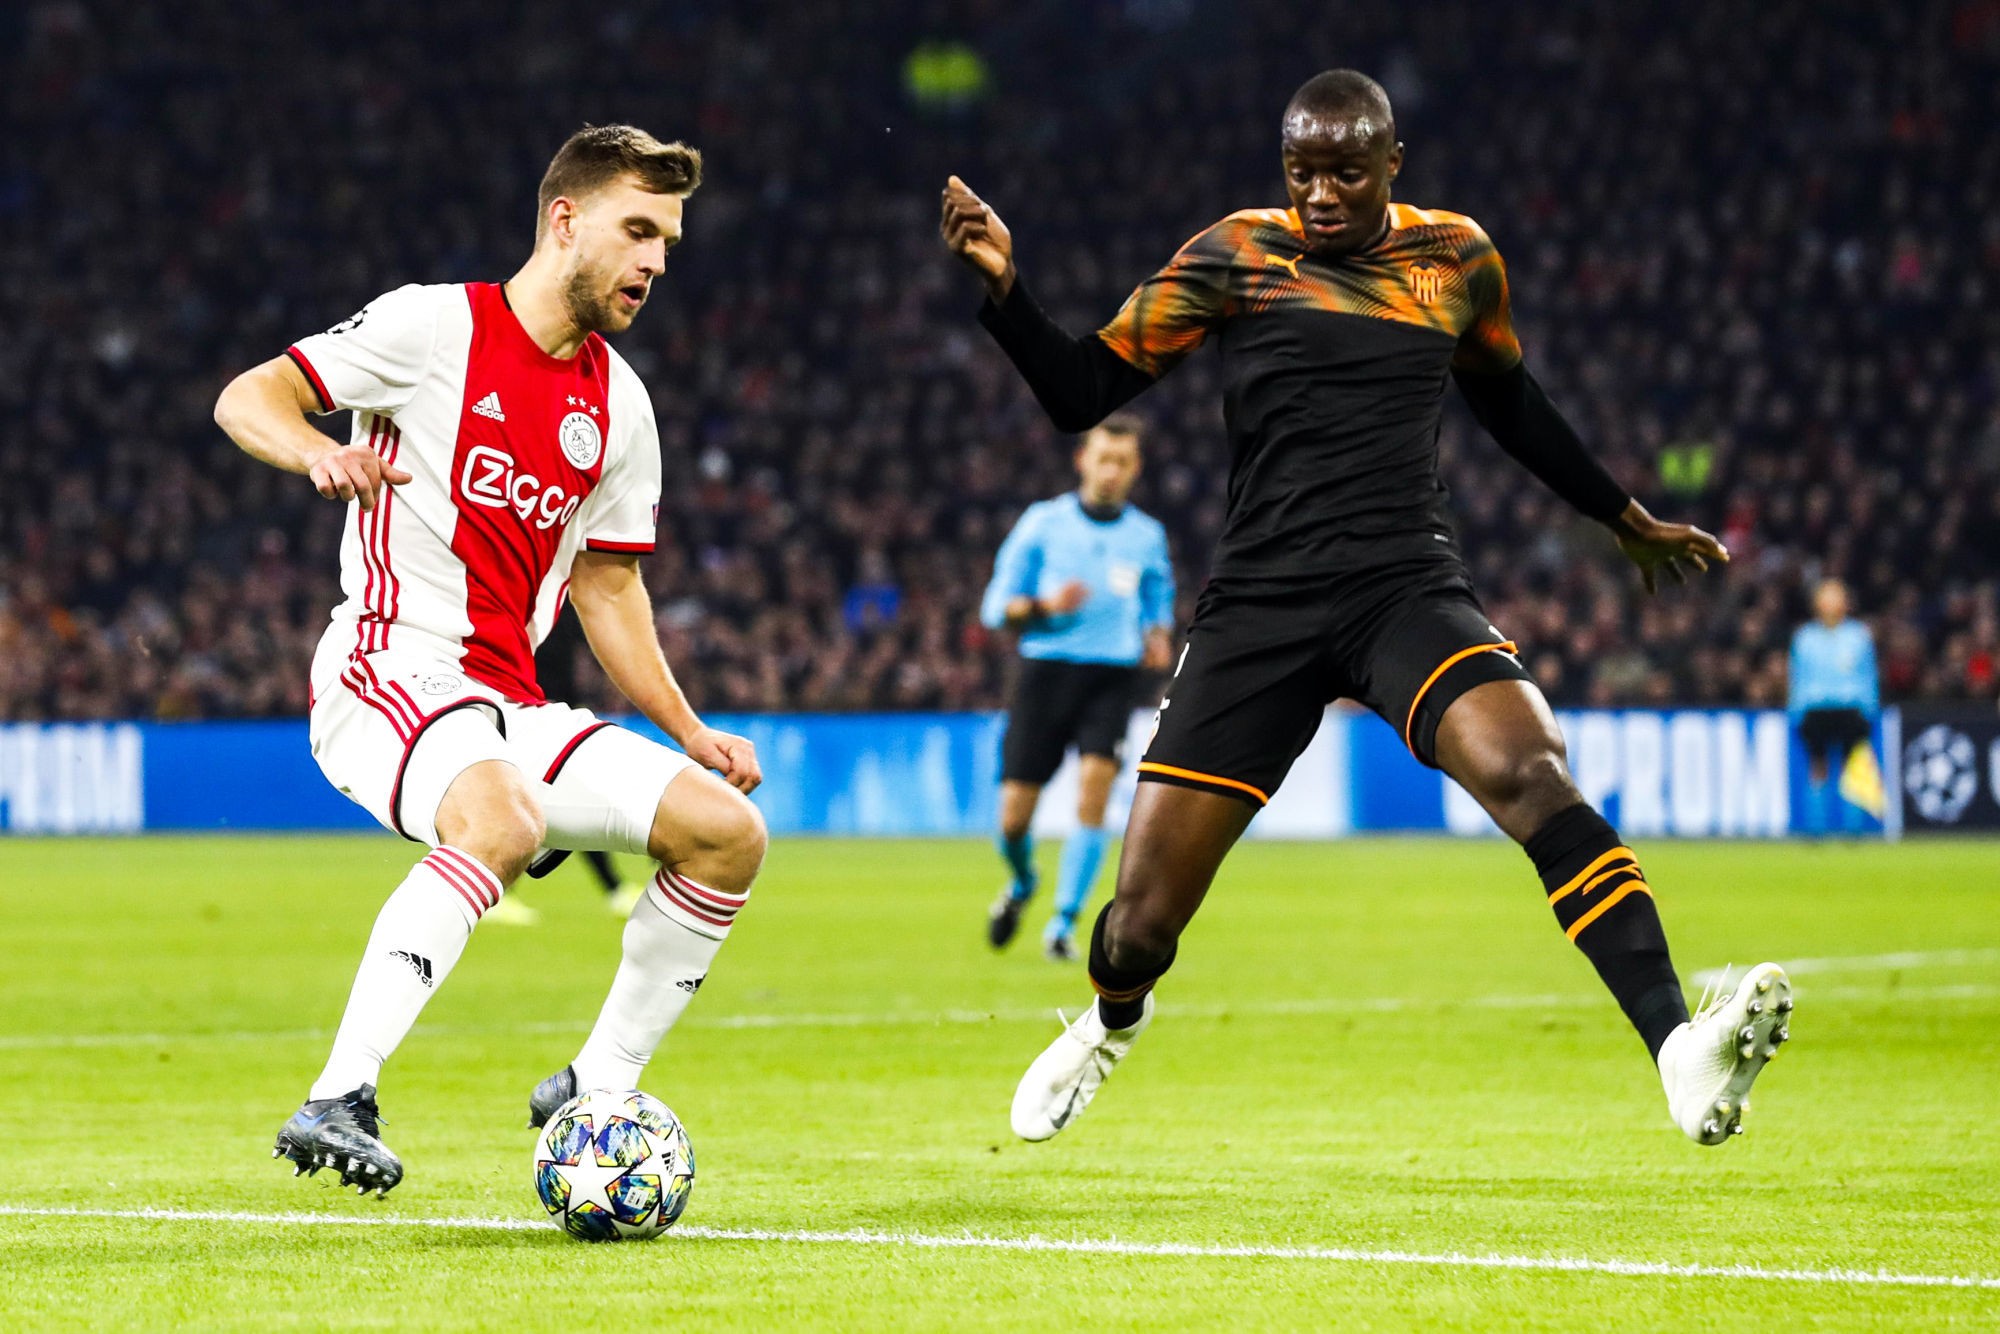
[559,408,603,470]
[414,672,465,697]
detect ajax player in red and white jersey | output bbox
[215,127,765,1195]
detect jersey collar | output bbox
[1075,492,1126,524]
[495,281,592,370]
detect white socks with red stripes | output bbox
[306,852,740,1098]
[570,867,748,1091]
[308,846,502,1100]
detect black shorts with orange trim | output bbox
[1137,565,1532,808]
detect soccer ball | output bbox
[532,1089,695,1241]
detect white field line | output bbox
[2,973,1995,1053]
[1689,947,2000,988]
[0,1205,1993,1292]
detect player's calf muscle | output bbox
[1433,683,1580,840]
[1099,783,1245,972]
[998,781,1041,837]
[1468,747,1580,838]
[1101,897,1180,971]
[1075,757,1118,826]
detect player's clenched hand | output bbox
[1141,628,1176,672]
[1610,500,1730,595]
[310,443,412,512]
[940,175,1015,300]
[684,727,762,794]
[1048,580,1090,615]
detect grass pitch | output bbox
[2,834,1996,1330]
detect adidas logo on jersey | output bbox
[471,391,506,422]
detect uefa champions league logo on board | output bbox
[1902,724,1977,824]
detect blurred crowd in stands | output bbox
[4,0,1998,721]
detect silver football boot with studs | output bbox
[1656,961,1793,1144]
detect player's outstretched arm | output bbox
[1453,363,1728,594]
[213,357,411,511]
[1451,235,1725,593]
[568,552,761,793]
[941,176,1155,432]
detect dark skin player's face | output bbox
[1281,110,1403,257]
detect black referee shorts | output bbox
[1001,658,1142,785]
[1138,567,1532,808]
[1796,707,1871,767]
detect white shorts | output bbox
[308,649,697,850]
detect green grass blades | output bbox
[1,835,1997,1330]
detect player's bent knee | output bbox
[691,783,764,860]
[436,761,544,884]
[481,792,546,884]
[717,793,768,864]
[650,769,767,879]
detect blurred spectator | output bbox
[904,38,992,114]
[2,0,1998,721]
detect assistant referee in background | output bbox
[980,415,1175,960]
[1788,577,1880,835]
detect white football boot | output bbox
[1010,995,1154,1141]
[1656,961,1793,1145]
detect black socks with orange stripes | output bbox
[1088,905,1170,1030]
[1086,807,1689,1051]
[1524,803,1689,1060]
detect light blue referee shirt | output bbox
[980,494,1175,665]
[1788,619,1879,716]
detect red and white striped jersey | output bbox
[288,282,662,703]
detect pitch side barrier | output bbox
[0,708,1950,838]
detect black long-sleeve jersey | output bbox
[979,203,1629,592]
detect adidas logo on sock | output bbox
[471,391,505,422]
[674,974,705,994]
[389,950,434,987]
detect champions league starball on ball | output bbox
[532,1089,695,1241]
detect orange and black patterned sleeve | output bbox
[1452,231,1523,373]
[1450,224,1628,521]
[976,217,1243,432]
[1096,220,1241,378]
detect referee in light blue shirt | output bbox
[1788,577,1879,835]
[980,414,1176,961]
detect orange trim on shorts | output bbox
[1135,762,1270,807]
[1565,880,1653,941]
[1403,640,1519,754]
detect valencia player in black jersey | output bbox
[943,70,1794,1147]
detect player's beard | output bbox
[560,255,628,335]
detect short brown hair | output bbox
[1093,412,1146,443]
[536,125,703,241]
